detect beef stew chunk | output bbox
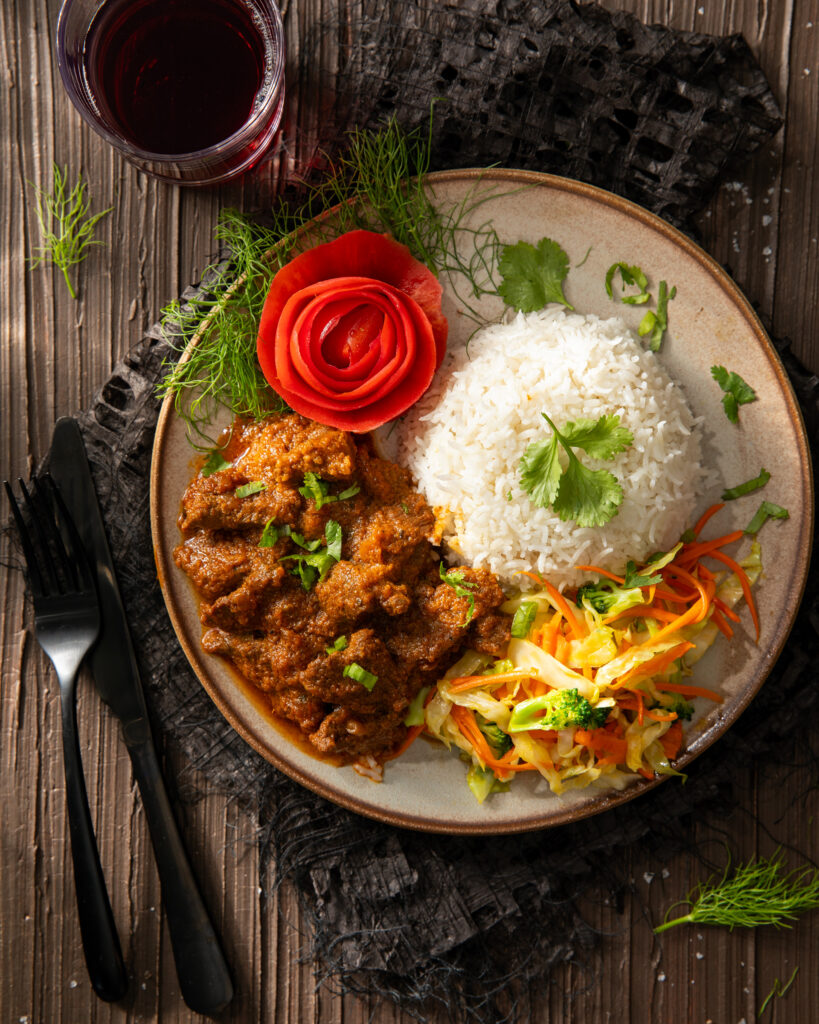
[174,414,509,762]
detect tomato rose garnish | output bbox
[256,229,448,431]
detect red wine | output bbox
[85,0,267,155]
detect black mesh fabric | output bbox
[42,4,819,1022]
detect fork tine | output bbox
[42,475,95,592]
[33,477,80,592]
[19,478,64,596]
[4,480,47,597]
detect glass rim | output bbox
[55,0,286,165]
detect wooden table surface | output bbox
[2,1,818,1022]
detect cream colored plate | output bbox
[150,169,813,834]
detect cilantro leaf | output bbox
[298,473,361,510]
[559,415,634,460]
[605,263,650,305]
[497,237,574,312]
[711,365,758,423]
[555,457,624,528]
[202,450,230,477]
[258,518,280,547]
[279,520,343,590]
[519,430,562,508]
[235,480,266,498]
[519,413,633,527]
[439,562,479,626]
[623,560,663,588]
[343,662,378,690]
[721,468,770,501]
[638,280,676,351]
[745,501,789,535]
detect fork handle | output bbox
[124,723,233,1015]
[60,682,128,1002]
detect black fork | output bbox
[5,475,127,1002]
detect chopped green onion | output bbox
[745,501,789,535]
[326,635,348,655]
[721,468,770,501]
[343,662,378,690]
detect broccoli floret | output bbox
[477,715,513,757]
[576,579,645,616]
[666,696,695,721]
[508,688,609,733]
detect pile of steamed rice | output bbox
[393,308,708,591]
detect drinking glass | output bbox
[56,0,286,186]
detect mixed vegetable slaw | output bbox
[396,503,763,801]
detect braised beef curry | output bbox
[174,414,509,762]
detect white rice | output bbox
[394,308,707,591]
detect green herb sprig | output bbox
[497,237,573,312]
[439,562,479,626]
[638,279,676,351]
[519,412,633,527]
[158,114,507,442]
[759,967,799,1016]
[605,262,650,305]
[711,365,757,423]
[28,164,112,300]
[654,850,819,934]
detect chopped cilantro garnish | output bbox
[497,237,573,312]
[745,500,789,535]
[258,518,281,547]
[325,635,348,655]
[400,502,410,514]
[235,480,266,498]
[519,412,633,527]
[279,519,342,590]
[638,280,676,351]
[711,365,757,423]
[622,560,663,588]
[439,562,478,626]
[605,263,650,305]
[343,662,378,690]
[722,468,770,501]
[298,472,360,510]
[510,601,537,639]
[201,450,230,477]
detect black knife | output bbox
[48,416,234,1016]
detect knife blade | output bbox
[48,416,233,1016]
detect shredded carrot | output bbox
[655,680,724,703]
[692,502,725,538]
[448,672,530,693]
[659,720,683,759]
[539,579,584,638]
[614,641,694,688]
[638,767,655,780]
[383,724,426,761]
[710,607,734,638]
[680,530,745,564]
[449,705,538,773]
[705,549,760,640]
[645,708,678,722]
[603,604,679,625]
[574,728,628,762]
[713,597,741,623]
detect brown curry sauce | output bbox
[174,414,510,763]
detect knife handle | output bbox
[60,684,128,1002]
[125,724,234,1015]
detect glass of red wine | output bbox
[56,0,285,185]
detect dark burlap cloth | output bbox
[62,3,819,1021]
